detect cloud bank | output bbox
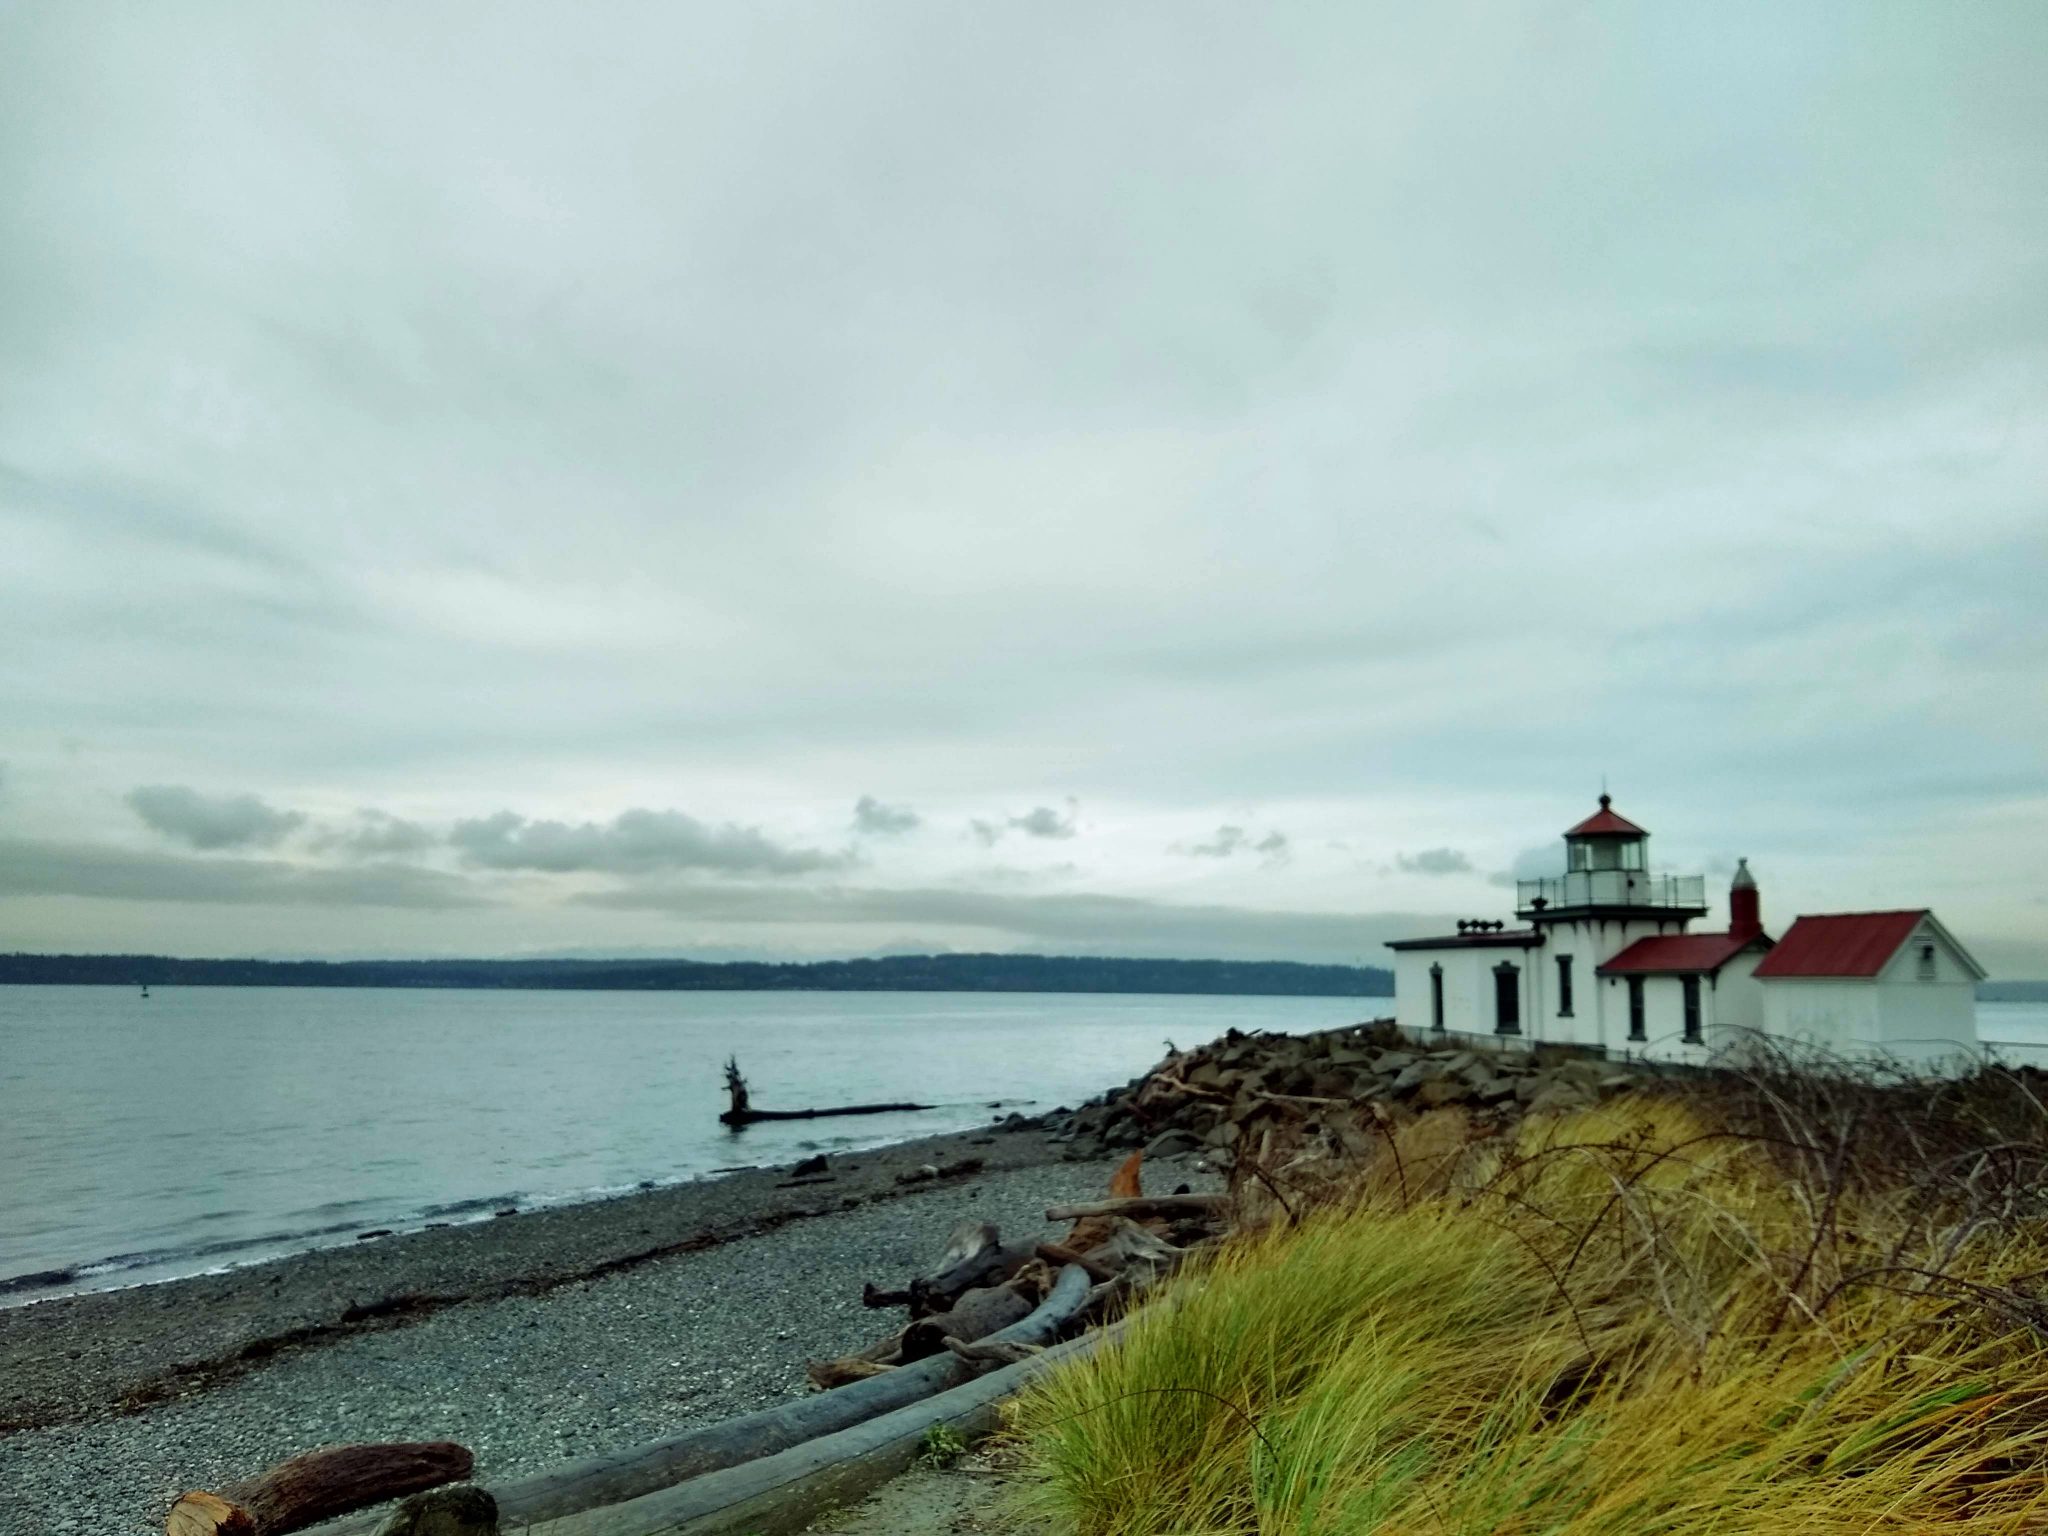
[127,786,305,851]
[449,809,847,877]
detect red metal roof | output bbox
[1566,795,1647,838]
[1598,932,1767,976]
[1752,911,1927,979]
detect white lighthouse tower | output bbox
[1514,795,1708,1047]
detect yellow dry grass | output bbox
[1015,1087,2048,1534]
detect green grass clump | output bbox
[918,1421,970,1469]
[1015,1081,2048,1534]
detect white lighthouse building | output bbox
[1386,795,1984,1069]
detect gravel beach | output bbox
[0,1120,1167,1536]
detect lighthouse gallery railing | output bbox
[1515,872,1707,914]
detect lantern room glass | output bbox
[1570,837,1645,873]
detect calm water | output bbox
[0,986,1373,1304]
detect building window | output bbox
[1681,975,1702,1044]
[1493,963,1521,1035]
[1627,976,1646,1042]
[1430,963,1445,1031]
[1556,955,1574,1017]
[1918,944,1937,982]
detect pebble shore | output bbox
[0,1123,1148,1536]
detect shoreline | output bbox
[0,1116,1087,1437]
[0,1129,1171,1536]
[0,1102,1048,1312]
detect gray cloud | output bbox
[0,838,484,909]
[852,796,920,836]
[1177,826,1290,864]
[970,802,1079,846]
[1181,825,1250,858]
[449,807,847,877]
[314,809,438,859]
[1010,803,1078,840]
[126,785,306,850]
[1397,847,1473,876]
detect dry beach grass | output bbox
[1017,1057,2048,1534]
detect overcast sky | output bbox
[2,4,2043,975]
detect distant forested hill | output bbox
[0,951,1394,997]
[1981,981,2048,1003]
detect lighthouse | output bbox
[1387,793,1982,1068]
[1389,793,1710,1050]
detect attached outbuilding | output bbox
[1752,910,1985,1069]
[1595,924,1774,1063]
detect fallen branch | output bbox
[1033,1242,1119,1284]
[943,1336,1044,1368]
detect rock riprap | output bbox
[1047,1022,1646,1170]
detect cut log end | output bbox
[168,1492,257,1536]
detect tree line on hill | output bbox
[0,951,1397,997]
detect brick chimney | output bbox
[1729,857,1762,940]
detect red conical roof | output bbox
[1565,794,1647,838]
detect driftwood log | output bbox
[859,1220,1035,1318]
[166,1443,473,1536]
[1045,1194,1229,1222]
[318,1266,1095,1536]
[901,1283,1034,1361]
[719,1057,933,1128]
[531,1322,1121,1536]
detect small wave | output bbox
[0,1266,79,1297]
[416,1193,523,1220]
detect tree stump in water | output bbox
[719,1055,933,1127]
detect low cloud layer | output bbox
[448,808,847,877]
[0,838,483,909]
[127,786,305,851]
[573,880,1432,964]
